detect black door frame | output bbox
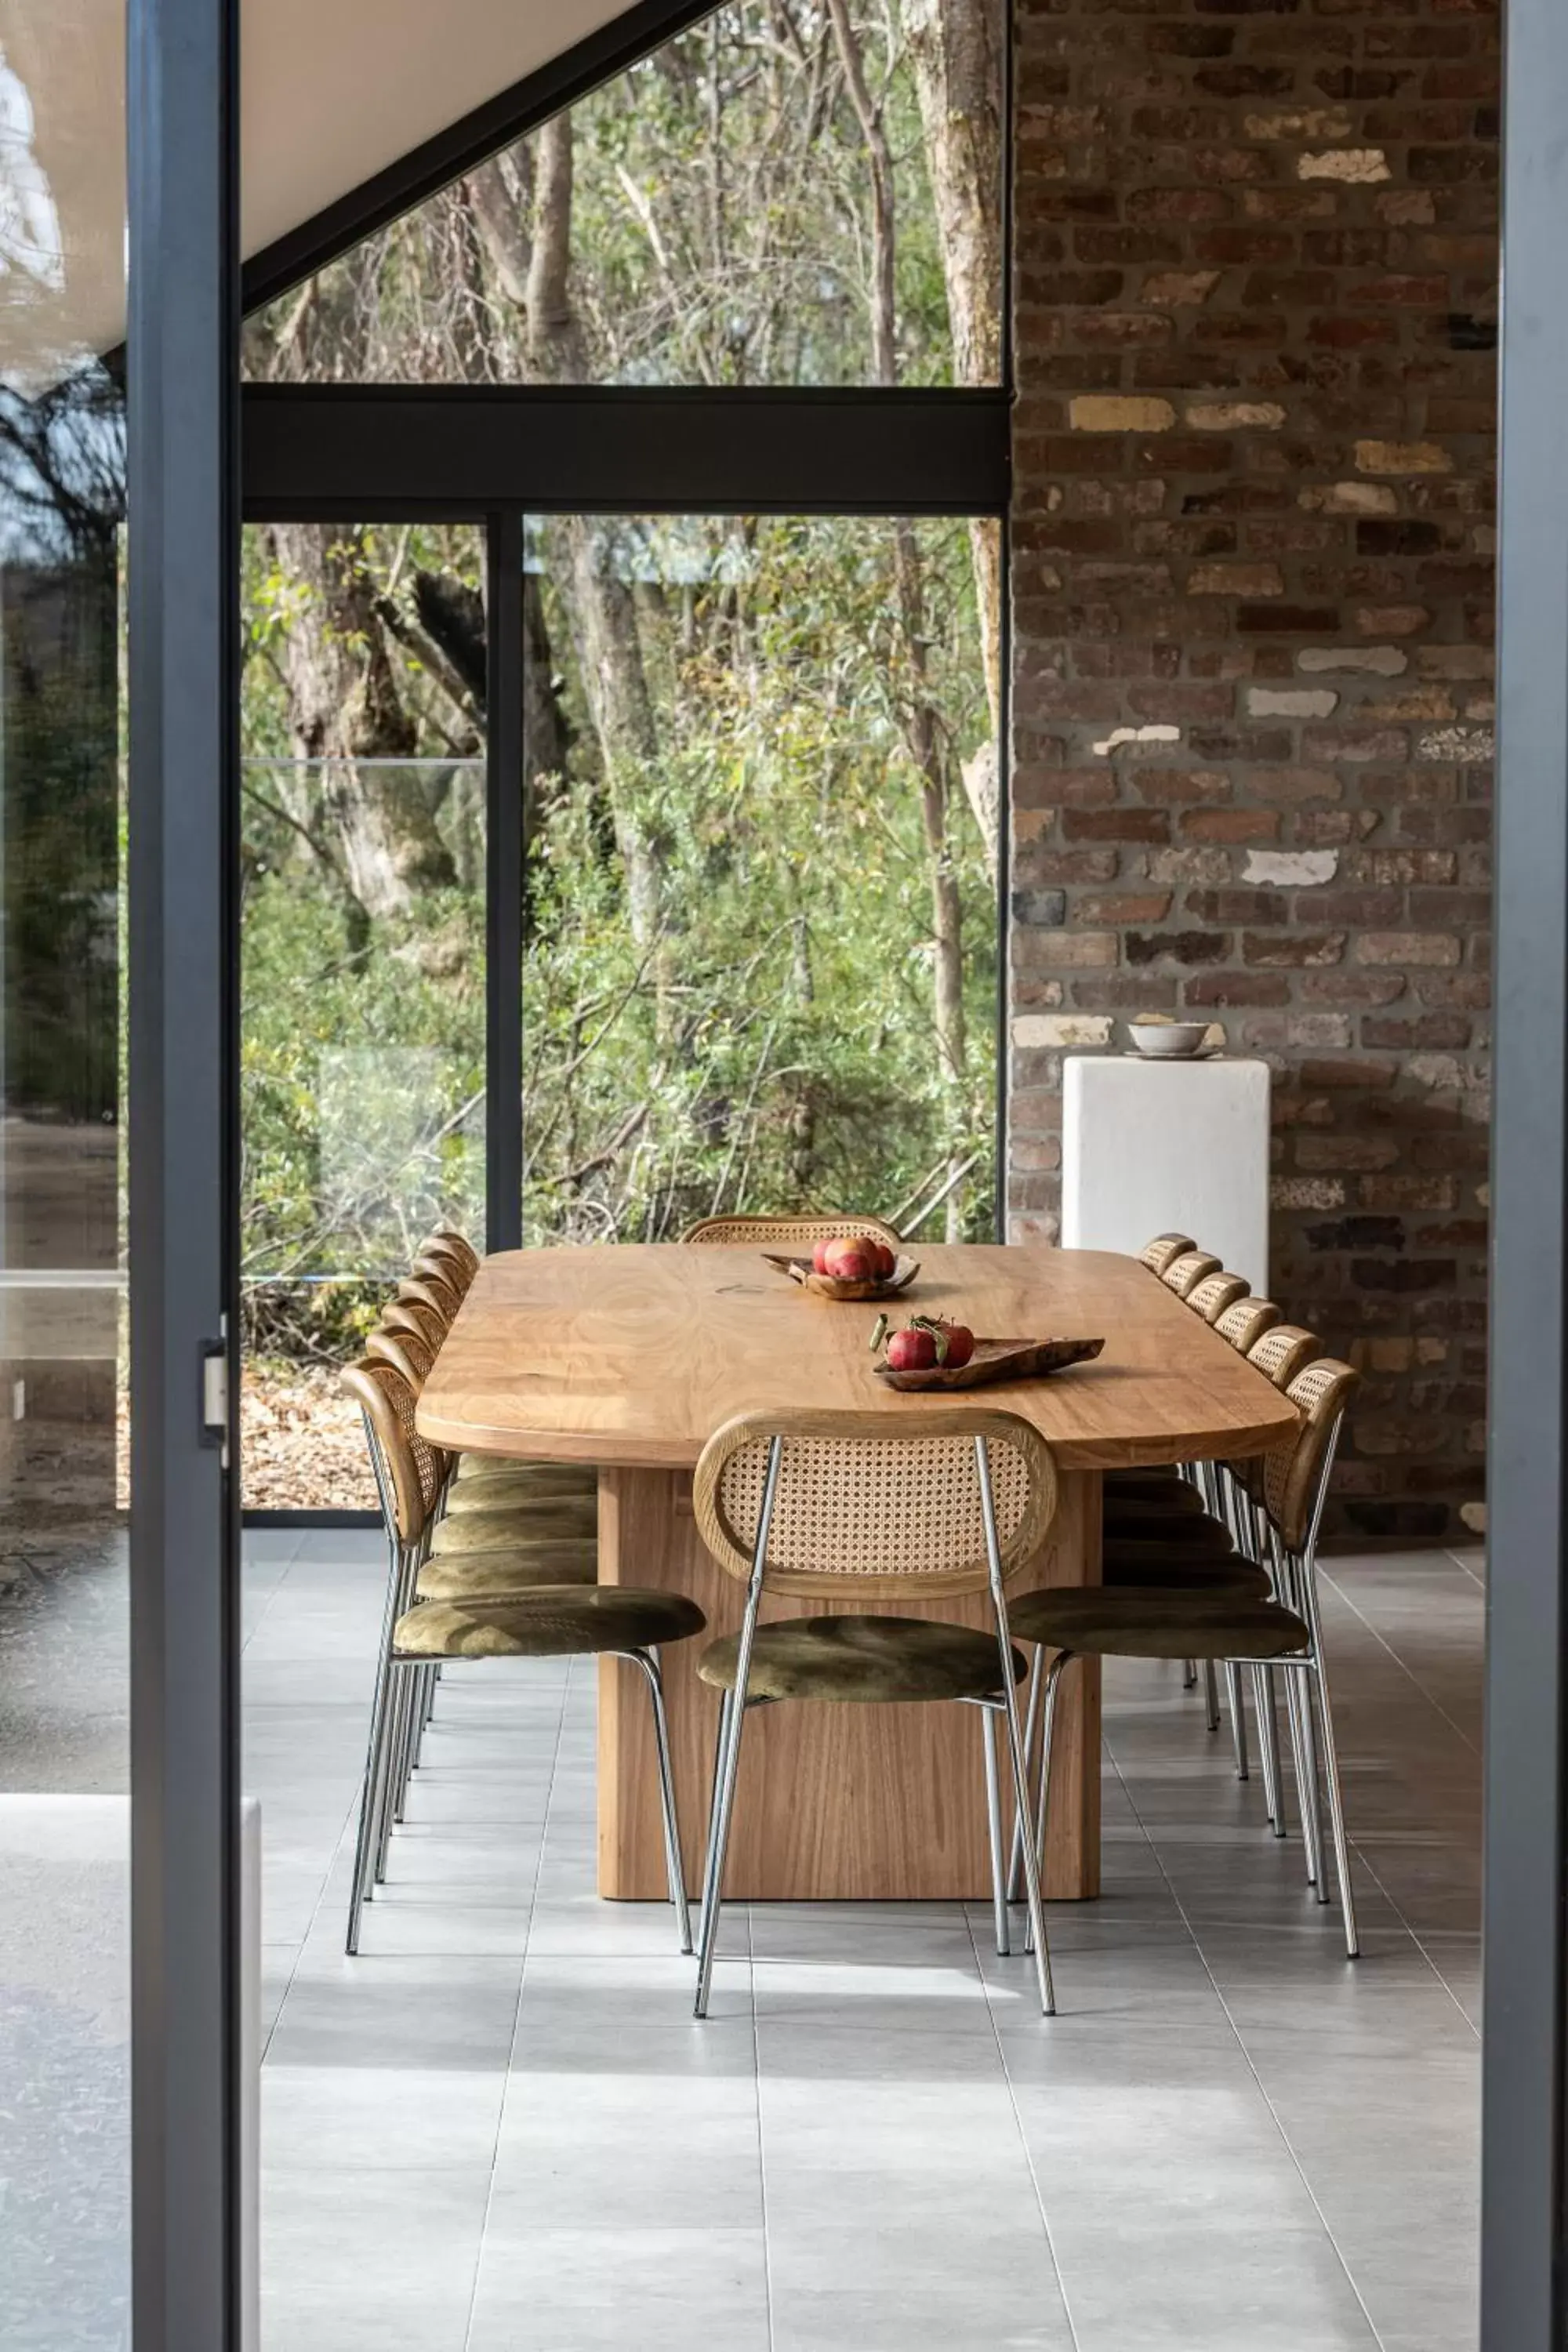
[1482,0,1568,2337]
[126,0,243,2344]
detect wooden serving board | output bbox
[762,1251,920,1301]
[874,1335,1105,1392]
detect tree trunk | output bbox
[831,1,971,1238]
[263,521,458,927]
[902,0,1004,879]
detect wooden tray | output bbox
[874,1335,1105,1392]
[763,1251,920,1302]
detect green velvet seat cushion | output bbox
[452,1457,595,1499]
[416,1544,597,1601]
[1008,1587,1309,1663]
[1103,1554,1270,1597]
[697,1614,1025,1704]
[394,1584,706,1661]
[430,1500,597,1555]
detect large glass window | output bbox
[523,510,999,1243]
[0,16,129,2344]
[243,0,1003,390]
[240,522,487,1508]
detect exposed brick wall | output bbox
[1006,0,1498,1545]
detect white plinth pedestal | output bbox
[1062,1054,1271,1293]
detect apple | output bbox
[887,1325,938,1370]
[811,1238,835,1274]
[941,1320,975,1369]
[822,1238,875,1283]
[870,1238,897,1279]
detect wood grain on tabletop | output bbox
[416,1241,1299,1470]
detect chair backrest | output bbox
[366,1323,437,1391]
[1162,1249,1222,1300]
[1261,1359,1359,1555]
[693,1407,1057,1601]
[382,1296,447,1351]
[681,1212,903,1248]
[397,1270,463,1323]
[422,1225,481,1281]
[1185,1270,1250,1325]
[413,1242,474,1297]
[1247,1323,1319,1391]
[1138,1232,1196,1276]
[341,1357,446,1547]
[1214,1297,1281,1354]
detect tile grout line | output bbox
[459,1653,573,2352]
[1318,1568,1482,1759]
[1099,1726,1391,2352]
[1444,1544,1486,1592]
[962,1902,1083,2352]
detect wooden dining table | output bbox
[416,1242,1299,1904]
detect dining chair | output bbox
[397,1268,464,1323]
[1185,1270,1251,1326]
[382,1294,448,1352]
[688,1406,1058,2017]
[1161,1249,1223,1300]
[365,1316,596,1515]
[342,1356,700,1953]
[1137,1232,1196,1276]
[412,1241,475,1297]
[680,1212,903,1249]
[1214,1296,1281,1356]
[423,1225,481,1283]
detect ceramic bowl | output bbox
[1127,1018,1210,1059]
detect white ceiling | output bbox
[0,0,629,390]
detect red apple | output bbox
[870,1239,897,1279]
[822,1238,874,1282]
[811,1238,835,1274]
[942,1321,975,1369]
[887,1325,938,1370]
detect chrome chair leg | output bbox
[1225,1661,1249,1780]
[1308,1661,1359,1957]
[1287,1662,1325,1891]
[979,1701,1010,1957]
[1007,1646,1046,1904]
[623,1646,692,1955]
[1182,1659,1198,1690]
[1254,1663,1285,1835]
[1203,1658,1221,1733]
[695,1686,749,2016]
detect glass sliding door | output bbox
[238,520,487,1510]
[521,510,1000,1247]
[0,12,130,2342]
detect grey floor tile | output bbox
[260,2165,489,2351]
[466,2225,770,2351]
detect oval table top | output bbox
[415,1242,1299,1472]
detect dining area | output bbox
[334,1220,1363,2008]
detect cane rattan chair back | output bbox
[1215,1297,1281,1355]
[412,1243,474,1298]
[1261,1359,1358,1555]
[1247,1323,1320,1392]
[397,1270,463,1323]
[1162,1250,1222,1300]
[1138,1232,1196,1276]
[342,1359,446,1549]
[1185,1270,1250,1325]
[366,1323,437,1392]
[425,1225,481,1280]
[694,1407,1057,1603]
[681,1212,903,1250]
[382,1296,447,1352]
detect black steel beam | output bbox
[1483,0,1568,2339]
[241,386,1009,520]
[127,0,242,2344]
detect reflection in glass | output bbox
[0,14,129,2347]
[240,524,487,1509]
[523,513,998,1247]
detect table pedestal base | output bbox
[597,1465,1102,1902]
